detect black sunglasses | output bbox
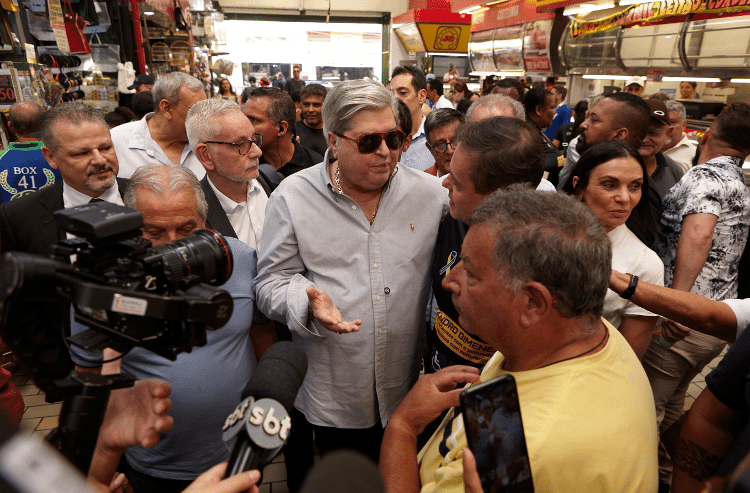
[335,130,406,154]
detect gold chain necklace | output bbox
[335,164,380,225]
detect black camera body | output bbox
[0,202,234,397]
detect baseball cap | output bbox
[646,98,670,126]
[131,91,154,117]
[625,76,644,88]
[128,74,155,90]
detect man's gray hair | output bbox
[152,72,205,110]
[186,98,242,149]
[665,100,686,123]
[124,164,208,221]
[470,184,611,332]
[465,94,525,121]
[424,108,463,144]
[40,102,107,153]
[322,79,399,137]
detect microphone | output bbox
[222,341,307,478]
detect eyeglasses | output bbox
[428,140,458,153]
[206,134,262,155]
[335,130,406,154]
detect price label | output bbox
[0,70,19,107]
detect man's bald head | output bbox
[9,102,45,139]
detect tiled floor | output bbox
[10,348,727,492]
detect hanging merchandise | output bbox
[63,0,91,54]
[117,61,136,93]
[47,0,70,52]
[89,33,118,71]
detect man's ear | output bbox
[613,126,628,142]
[159,99,173,120]
[327,131,339,159]
[519,281,553,328]
[400,134,412,153]
[278,121,289,137]
[41,146,58,170]
[194,143,215,171]
[417,88,427,106]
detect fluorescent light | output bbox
[427,52,469,57]
[459,5,482,14]
[143,11,155,15]
[470,71,524,76]
[662,76,721,82]
[564,2,615,15]
[618,0,641,5]
[582,74,634,80]
[730,79,750,83]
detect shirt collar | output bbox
[412,115,427,140]
[207,176,262,214]
[323,148,399,196]
[62,180,121,209]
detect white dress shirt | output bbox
[62,181,124,209]
[207,177,267,252]
[110,114,205,180]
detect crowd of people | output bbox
[1,64,750,493]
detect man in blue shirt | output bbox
[0,102,62,204]
[70,164,276,493]
[543,84,572,141]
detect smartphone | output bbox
[460,375,534,493]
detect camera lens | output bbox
[148,230,233,289]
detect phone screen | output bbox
[460,375,533,493]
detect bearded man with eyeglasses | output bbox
[186,98,276,251]
[254,79,449,492]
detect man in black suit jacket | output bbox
[186,99,274,250]
[0,103,128,391]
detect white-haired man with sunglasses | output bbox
[255,79,449,492]
[186,98,275,251]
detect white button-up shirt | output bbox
[207,177,267,252]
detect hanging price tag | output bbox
[47,0,70,53]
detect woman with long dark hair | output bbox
[215,78,238,103]
[561,140,663,359]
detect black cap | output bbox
[131,91,154,117]
[128,74,155,90]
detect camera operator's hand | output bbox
[182,463,261,493]
[99,378,173,450]
[89,379,173,488]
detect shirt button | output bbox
[352,205,357,210]
[378,329,383,334]
[373,263,378,269]
[384,287,391,294]
[376,296,381,301]
[371,232,375,237]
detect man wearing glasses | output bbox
[185,99,275,251]
[254,79,449,492]
[424,108,463,178]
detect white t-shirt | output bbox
[604,224,664,328]
[722,298,750,338]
